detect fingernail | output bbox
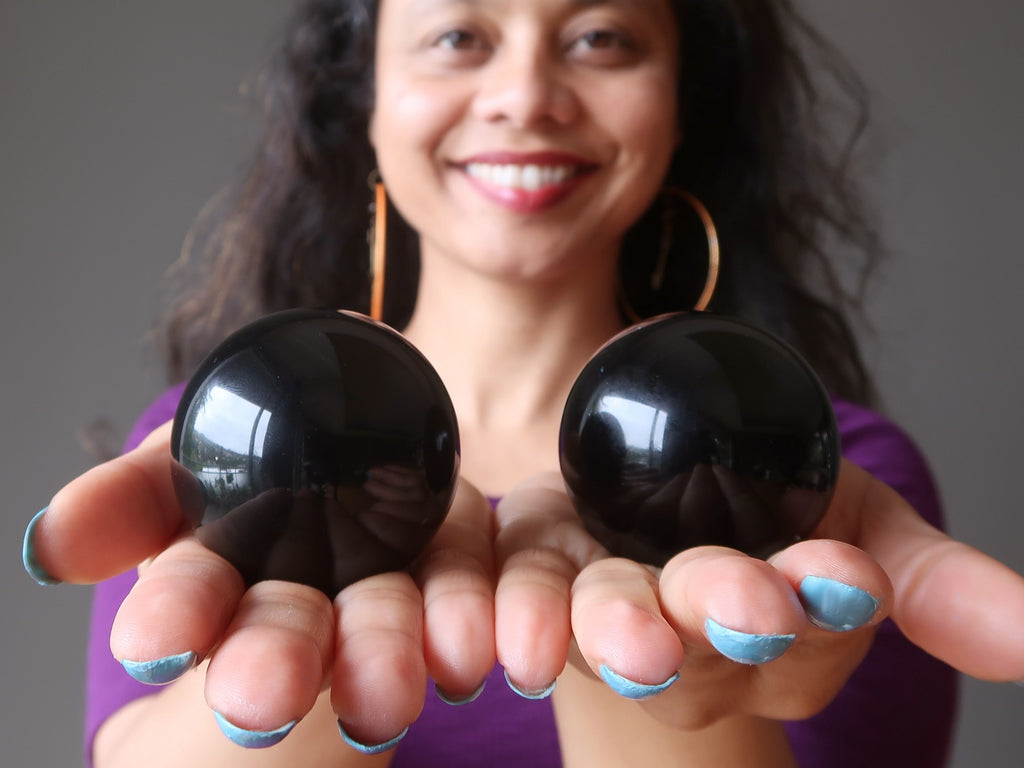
[799,576,879,632]
[435,680,486,706]
[121,651,198,685]
[705,618,795,664]
[23,508,61,586]
[503,668,556,700]
[599,665,679,700]
[214,711,297,749]
[337,720,408,755]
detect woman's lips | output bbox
[453,152,598,213]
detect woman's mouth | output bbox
[465,162,580,191]
[454,153,597,213]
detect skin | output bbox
[27,0,1024,766]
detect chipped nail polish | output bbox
[599,665,679,700]
[337,720,409,754]
[121,651,198,685]
[705,618,795,664]
[503,669,556,700]
[23,508,60,586]
[799,575,879,632]
[435,680,486,706]
[214,712,297,749]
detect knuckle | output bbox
[416,544,492,583]
[233,582,334,636]
[499,546,577,585]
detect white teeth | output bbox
[521,164,541,190]
[465,163,578,191]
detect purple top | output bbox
[85,387,957,766]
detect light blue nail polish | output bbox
[121,651,197,685]
[214,712,297,749]
[503,669,556,700]
[23,508,61,586]
[799,575,879,632]
[337,721,409,755]
[435,680,486,706]
[599,665,679,700]
[705,618,795,664]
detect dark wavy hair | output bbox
[161,0,881,404]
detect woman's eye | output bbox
[568,28,637,63]
[435,29,482,51]
[577,30,624,50]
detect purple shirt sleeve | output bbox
[84,392,957,767]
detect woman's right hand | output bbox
[26,421,499,764]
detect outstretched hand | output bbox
[28,422,496,752]
[25,422,1024,757]
[493,463,1024,734]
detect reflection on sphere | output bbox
[171,309,460,596]
[560,313,839,564]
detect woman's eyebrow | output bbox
[408,0,481,11]
[408,0,660,11]
[570,0,661,9]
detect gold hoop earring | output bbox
[621,188,720,323]
[366,171,387,321]
[658,188,719,312]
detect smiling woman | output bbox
[20,0,1024,767]
[371,0,679,296]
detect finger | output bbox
[413,481,496,704]
[494,545,573,697]
[493,474,604,696]
[769,538,892,633]
[833,461,1024,680]
[110,538,245,683]
[332,572,426,752]
[571,558,685,698]
[30,422,187,583]
[204,581,335,748]
[644,548,810,726]
[495,472,609,572]
[659,547,806,665]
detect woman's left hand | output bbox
[493,460,1024,729]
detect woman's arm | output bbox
[29,418,1024,766]
[32,423,495,767]
[489,467,1023,765]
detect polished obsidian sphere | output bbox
[560,313,839,564]
[171,309,460,596]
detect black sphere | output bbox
[559,313,839,564]
[171,309,460,596]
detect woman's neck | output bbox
[405,260,623,429]
[402,254,625,494]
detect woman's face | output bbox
[370,0,679,285]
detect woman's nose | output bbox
[472,45,579,129]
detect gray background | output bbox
[2,1,1021,765]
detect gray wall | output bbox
[2,1,1021,765]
